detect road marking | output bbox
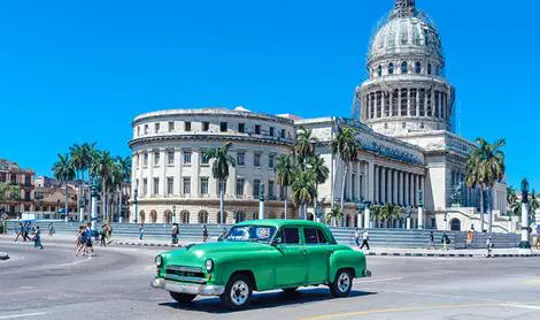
[55,256,92,268]
[354,277,403,284]
[524,278,540,285]
[300,303,540,319]
[0,312,49,319]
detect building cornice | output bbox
[129,133,294,149]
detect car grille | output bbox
[165,265,206,284]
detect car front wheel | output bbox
[169,291,196,305]
[220,274,253,310]
[329,269,352,298]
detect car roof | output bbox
[235,219,328,229]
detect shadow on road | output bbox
[159,288,377,314]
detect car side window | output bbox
[316,229,328,244]
[282,228,300,244]
[303,228,318,245]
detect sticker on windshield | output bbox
[256,228,271,239]
[229,228,249,241]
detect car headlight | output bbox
[155,255,163,268]
[205,259,214,272]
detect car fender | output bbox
[329,249,366,282]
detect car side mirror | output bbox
[271,238,282,246]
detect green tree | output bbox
[90,150,115,221]
[70,142,96,182]
[0,183,22,201]
[275,154,295,219]
[294,127,316,167]
[325,207,343,227]
[465,138,505,232]
[380,203,401,228]
[370,205,382,228]
[204,143,236,224]
[331,126,360,213]
[308,155,329,218]
[52,153,76,220]
[114,156,132,221]
[291,169,316,220]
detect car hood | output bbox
[162,242,272,267]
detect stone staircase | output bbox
[4,220,519,249]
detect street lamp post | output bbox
[356,200,364,228]
[133,189,139,224]
[519,181,531,251]
[90,178,98,232]
[406,206,412,230]
[363,201,372,229]
[259,183,265,220]
[417,189,424,229]
[172,205,176,224]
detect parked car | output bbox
[151,220,371,309]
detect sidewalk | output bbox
[352,246,540,258]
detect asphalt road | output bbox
[1,237,540,320]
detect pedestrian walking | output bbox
[466,229,475,249]
[171,223,179,245]
[85,223,94,254]
[202,225,208,243]
[354,228,361,247]
[32,225,44,250]
[75,225,87,256]
[485,236,494,258]
[22,222,31,242]
[14,222,24,242]
[138,224,144,241]
[360,229,370,250]
[100,224,108,247]
[427,231,435,250]
[48,222,55,236]
[441,233,450,251]
[107,222,113,244]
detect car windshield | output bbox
[222,225,277,244]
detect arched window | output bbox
[139,210,145,223]
[198,210,208,224]
[427,63,432,75]
[377,65,382,77]
[415,61,421,74]
[164,210,173,224]
[388,63,394,75]
[401,61,408,74]
[234,211,246,223]
[217,211,228,224]
[181,210,190,224]
[150,210,157,223]
[450,218,461,231]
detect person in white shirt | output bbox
[360,230,370,250]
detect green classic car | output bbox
[151,220,371,309]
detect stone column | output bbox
[399,171,404,205]
[366,162,373,202]
[416,89,420,116]
[393,170,398,205]
[374,165,379,204]
[381,167,386,204]
[387,168,392,204]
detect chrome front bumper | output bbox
[151,278,225,296]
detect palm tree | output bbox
[370,205,382,228]
[291,170,316,220]
[308,155,329,217]
[275,154,295,219]
[530,190,539,225]
[70,144,85,180]
[90,150,115,221]
[52,153,76,221]
[325,207,343,227]
[465,138,505,232]
[380,203,401,228]
[204,143,236,224]
[294,127,316,166]
[331,126,360,212]
[115,156,131,222]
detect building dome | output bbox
[369,15,442,64]
[355,0,455,136]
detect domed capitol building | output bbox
[129,0,509,232]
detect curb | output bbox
[366,251,540,258]
[115,241,183,248]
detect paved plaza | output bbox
[1,237,540,320]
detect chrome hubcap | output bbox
[338,272,350,293]
[230,280,249,306]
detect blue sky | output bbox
[0,0,538,189]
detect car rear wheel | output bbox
[220,274,253,310]
[169,292,196,305]
[282,287,298,294]
[329,269,352,298]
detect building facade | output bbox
[129,108,296,224]
[129,0,509,231]
[0,159,35,217]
